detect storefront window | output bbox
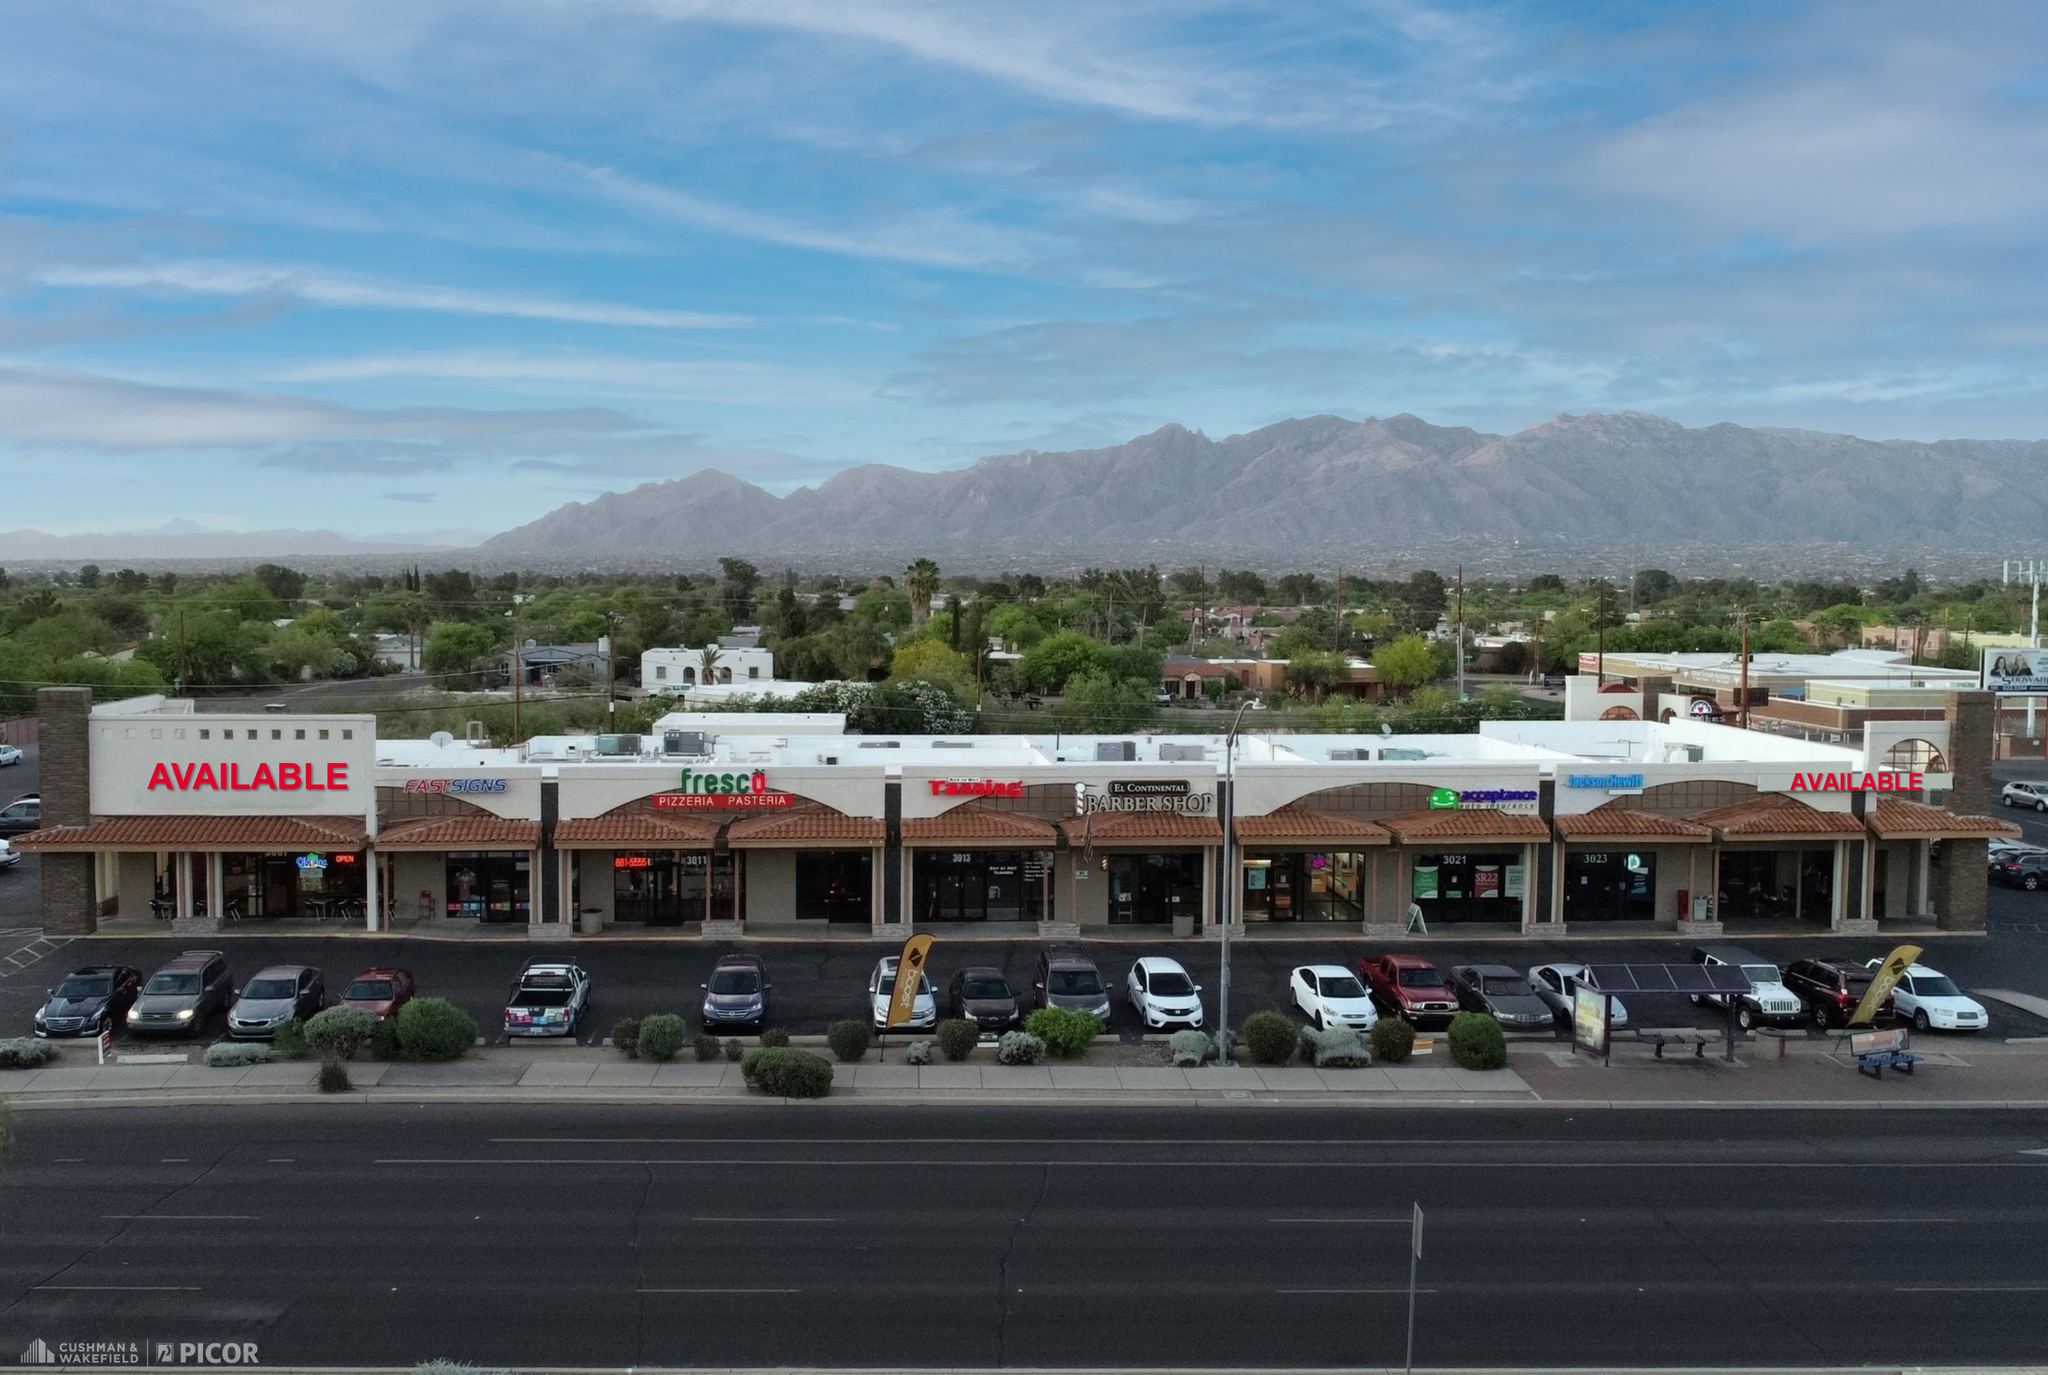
[795,850,872,923]
[1719,849,1832,922]
[1564,851,1657,922]
[1411,851,1526,924]
[1108,852,1202,924]
[446,852,531,922]
[913,850,1047,923]
[216,851,365,920]
[1242,852,1366,921]
[612,851,710,925]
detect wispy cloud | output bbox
[35,261,749,330]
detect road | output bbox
[1,1103,2046,1368]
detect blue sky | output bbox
[3,0,2045,543]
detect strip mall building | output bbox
[18,686,2012,941]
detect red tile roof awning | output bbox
[1234,805,1391,846]
[13,814,367,853]
[1379,807,1550,844]
[902,804,1059,845]
[1555,806,1712,844]
[376,814,540,851]
[1868,798,2021,841]
[1057,811,1222,846]
[554,802,724,849]
[726,804,885,847]
[1695,796,1867,841]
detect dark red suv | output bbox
[1782,957,1894,1030]
[1358,953,1458,1027]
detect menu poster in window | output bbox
[1504,864,1526,898]
[1022,860,1045,883]
[1246,866,1268,891]
[1412,864,1439,900]
[1473,866,1501,899]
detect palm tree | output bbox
[905,558,941,633]
[697,644,722,686]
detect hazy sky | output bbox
[4,1,2045,541]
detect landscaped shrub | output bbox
[0,1038,58,1070]
[412,1363,506,1375]
[760,1026,790,1048]
[203,1041,271,1068]
[997,1030,1046,1066]
[724,1038,744,1061]
[746,1046,834,1098]
[370,1016,402,1061]
[396,998,477,1062]
[1371,1017,1416,1064]
[1300,1025,1371,1068]
[305,1006,379,1061]
[826,1019,872,1063]
[1169,1030,1211,1067]
[1023,1006,1100,1058]
[936,1019,980,1061]
[610,1017,643,1058]
[1240,1010,1296,1066]
[637,1014,687,1063]
[903,1039,933,1066]
[692,1033,723,1063]
[270,1017,309,1060]
[317,1056,352,1092]
[1447,1012,1507,1070]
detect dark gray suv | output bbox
[128,951,235,1037]
[1990,850,2048,890]
[1032,947,1111,1023]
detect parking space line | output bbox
[637,1287,800,1294]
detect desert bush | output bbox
[692,1033,723,1063]
[270,1017,309,1060]
[1022,1006,1099,1058]
[1370,1017,1416,1064]
[724,1038,744,1061]
[317,1056,352,1092]
[305,1006,379,1061]
[637,1014,687,1063]
[1447,1012,1507,1070]
[1169,1030,1211,1067]
[396,998,477,1062]
[746,1046,833,1098]
[0,1038,59,1070]
[203,1041,271,1068]
[369,1016,402,1061]
[826,1019,872,1063]
[936,1019,980,1061]
[1300,1024,1371,1068]
[997,1030,1047,1065]
[609,1016,643,1058]
[1240,1010,1296,1066]
[903,1040,933,1066]
[760,1026,790,1048]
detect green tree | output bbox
[1019,630,1110,693]
[889,639,971,694]
[251,563,308,605]
[422,621,501,689]
[1054,669,1159,731]
[1372,633,1437,692]
[1282,650,1347,701]
[1632,568,1679,606]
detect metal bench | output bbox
[1633,1027,1719,1059]
[1851,1027,1919,1079]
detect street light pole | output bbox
[1217,696,1255,1065]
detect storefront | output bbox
[218,849,367,921]
[1381,807,1548,927]
[726,803,885,927]
[554,800,727,929]
[375,812,541,927]
[1695,796,1863,926]
[1552,805,1713,927]
[1234,804,1392,923]
[902,802,1061,927]
[1057,811,1221,929]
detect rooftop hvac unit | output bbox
[1327,748,1367,761]
[857,740,902,748]
[593,733,643,758]
[933,740,974,748]
[1379,747,1428,761]
[662,730,709,757]
[1096,741,1137,761]
[1160,743,1207,762]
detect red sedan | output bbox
[338,967,417,1019]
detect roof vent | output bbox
[1160,743,1207,762]
[1095,741,1137,761]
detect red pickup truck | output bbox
[1358,954,1459,1027]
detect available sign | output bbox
[402,777,508,794]
[1791,771,1924,792]
[146,761,348,792]
[927,779,1024,797]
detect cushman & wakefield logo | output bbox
[927,779,1024,797]
[19,1337,259,1366]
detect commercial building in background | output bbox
[17,686,2011,942]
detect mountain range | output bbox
[0,521,461,561]
[478,411,2044,569]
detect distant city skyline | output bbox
[4,0,2044,538]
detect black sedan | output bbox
[948,966,1022,1033]
[1448,964,1554,1031]
[33,965,142,1038]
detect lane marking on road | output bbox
[378,1157,2048,1169]
[1278,1288,1439,1295]
[636,1287,801,1294]
[158,1158,189,1164]
[1268,1217,1408,1224]
[1895,1285,2048,1293]
[266,1158,294,1164]
[102,1215,256,1221]
[34,1286,200,1292]
[1823,1216,1957,1223]
[690,1217,837,1223]
[489,1136,1591,1145]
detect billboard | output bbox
[1985,648,2048,695]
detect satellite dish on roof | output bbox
[430,730,455,748]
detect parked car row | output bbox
[864,947,1136,1033]
[31,952,420,1040]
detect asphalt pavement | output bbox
[2,1102,2046,1368]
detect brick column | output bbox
[36,686,95,935]
[1945,690,1993,815]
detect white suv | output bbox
[1691,944,1803,1030]
[1126,956,1205,1030]
[2002,781,2048,812]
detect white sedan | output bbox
[1866,960,1989,1033]
[2001,781,2048,812]
[1290,964,1378,1031]
[0,744,21,767]
[1529,962,1629,1029]
[0,839,18,870]
[1126,956,1204,1030]
[869,956,937,1031]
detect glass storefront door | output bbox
[446,852,531,922]
[1107,852,1202,925]
[795,850,872,923]
[1410,851,1526,924]
[914,850,1047,922]
[1563,850,1657,922]
[612,851,706,925]
[1720,849,1831,922]
[1242,851,1368,921]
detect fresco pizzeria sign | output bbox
[147,761,349,792]
[1428,786,1539,812]
[650,768,797,810]
[1791,771,1924,792]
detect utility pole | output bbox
[1739,611,1751,731]
[510,599,523,744]
[1455,565,1465,700]
[601,611,617,729]
[1334,566,1342,654]
[176,610,188,694]
[1216,696,1256,1065]
[1596,585,1607,685]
